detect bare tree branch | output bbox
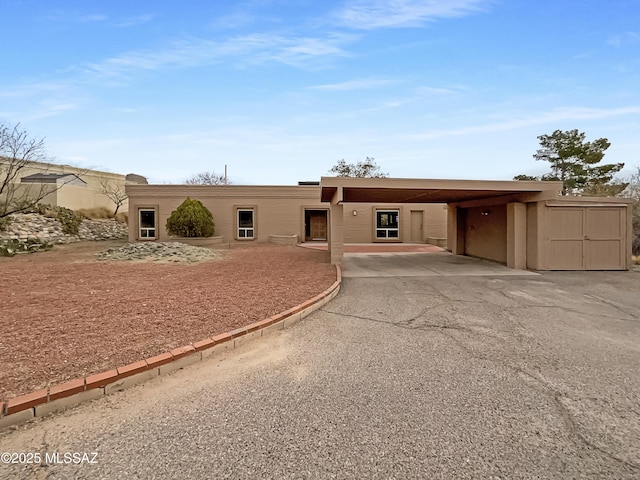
[0,122,58,219]
[185,171,229,185]
[98,178,128,215]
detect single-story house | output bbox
[125,182,448,245]
[126,177,634,271]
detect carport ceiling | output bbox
[320,177,563,204]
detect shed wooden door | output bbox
[547,206,626,270]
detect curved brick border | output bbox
[0,266,342,430]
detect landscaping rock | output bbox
[95,242,220,263]
[0,213,128,256]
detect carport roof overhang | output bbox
[320,177,563,204]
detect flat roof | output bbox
[320,177,563,204]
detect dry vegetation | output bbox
[76,206,128,223]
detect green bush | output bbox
[28,204,83,234]
[56,206,83,234]
[165,197,215,237]
[0,238,53,257]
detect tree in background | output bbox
[620,166,640,255]
[514,129,624,196]
[185,171,229,185]
[0,122,52,221]
[99,178,128,215]
[329,157,389,178]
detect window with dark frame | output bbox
[376,210,399,239]
[237,209,254,239]
[139,209,156,239]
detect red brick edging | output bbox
[0,266,342,429]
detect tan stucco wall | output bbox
[126,184,448,244]
[526,202,541,269]
[329,204,447,243]
[1,159,144,212]
[127,185,326,243]
[464,204,507,263]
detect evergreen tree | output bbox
[515,129,623,196]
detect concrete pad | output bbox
[342,251,539,278]
[261,320,285,337]
[300,304,319,319]
[104,370,158,395]
[283,311,302,328]
[0,409,34,430]
[35,388,104,417]
[158,353,202,375]
[233,330,261,348]
[201,341,233,360]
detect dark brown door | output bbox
[309,212,327,241]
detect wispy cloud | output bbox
[404,106,640,140]
[310,77,399,90]
[335,0,489,29]
[211,12,257,30]
[23,102,78,122]
[607,31,640,47]
[414,85,462,96]
[77,14,108,23]
[114,14,155,28]
[0,81,69,99]
[81,33,354,79]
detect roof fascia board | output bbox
[320,176,563,194]
[125,184,322,199]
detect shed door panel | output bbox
[584,208,624,270]
[547,206,625,270]
[548,208,585,270]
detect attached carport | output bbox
[320,177,633,271]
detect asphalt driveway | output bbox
[1,254,639,479]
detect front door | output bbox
[306,210,328,241]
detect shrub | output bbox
[56,206,83,234]
[115,211,128,224]
[33,203,57,218]
[77,206,113,219]
[165,197,215,237]
[30,204,83,234]
[0,238,53,257]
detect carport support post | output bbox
[507,202,527,270]
[447,205,465,255]
[329,203,344,265]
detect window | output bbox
[139,209,156,239]
[376,210,399,239]
[237,209,254,239]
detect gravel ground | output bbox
[0,265,638,479]
[0,241,336,401]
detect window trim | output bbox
[138,208,157,240]
[374,208,400,241]
[235,206,256,240]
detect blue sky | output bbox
[1,0,639,184]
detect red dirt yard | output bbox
[0,241,336,402]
